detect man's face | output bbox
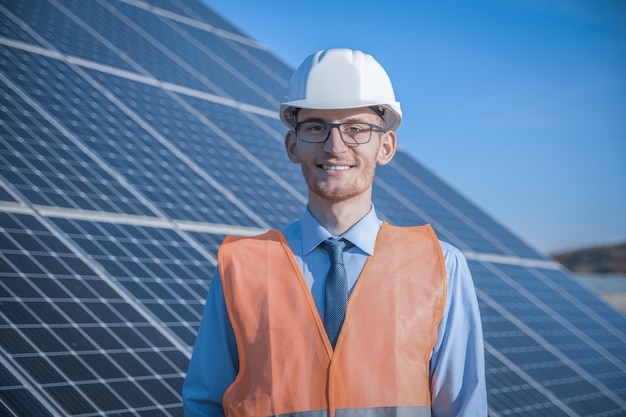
[284,107,396,205]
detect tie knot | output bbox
[322,238,349,264]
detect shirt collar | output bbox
[301,205,382,256]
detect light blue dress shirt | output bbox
[183,207,487,416]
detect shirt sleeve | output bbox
[430,242,488,416]
[182,269,238,417]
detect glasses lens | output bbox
[298,122,373,144]
[340,123,372,144]
[298,122,329,143]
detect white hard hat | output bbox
[280,48,402,131]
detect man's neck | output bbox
[308,196,372,236]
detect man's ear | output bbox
[377,131,397,165]
[284,130,300,163]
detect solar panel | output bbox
[1,0,624,416]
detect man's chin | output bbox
[310,184,357,202]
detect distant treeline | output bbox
[552,242,626,274]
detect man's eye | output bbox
[344,124,365,134]
[304,123,327,133]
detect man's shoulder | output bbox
[386,222,462,259]
[437,240,472,282]
[438,240,463,256]
[438,240,468,262]
[222,229,284,248]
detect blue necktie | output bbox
[322,238,349,348]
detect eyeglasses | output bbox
[295,121,387,146]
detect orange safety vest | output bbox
[219,222,447,417]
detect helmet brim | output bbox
[280,101,402,132]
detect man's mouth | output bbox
[321,165,351,171]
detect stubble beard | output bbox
[302,164,375,203]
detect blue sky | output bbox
[206,0,626,255]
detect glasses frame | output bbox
[295,121,387,146]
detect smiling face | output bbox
[285,107,397,214]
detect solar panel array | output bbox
[0,1,624,416]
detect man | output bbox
[183,48,487,416]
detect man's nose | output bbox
[323,126,348,151]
